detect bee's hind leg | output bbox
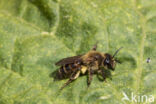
[60,79,73,90]
[60,70,80,90]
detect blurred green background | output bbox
[0,0,155,104]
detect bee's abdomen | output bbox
[57,64,78,79]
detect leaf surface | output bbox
[0,0,155,104]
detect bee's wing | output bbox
[55,55,83,66]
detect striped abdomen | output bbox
[57,63,80,79]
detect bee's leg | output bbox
[101,69,107,81]
[60,70,80,90]
[97,70,103,81]
[60,79,72,90]
[92,42,98,51]
[87,67,93,87]
[97,69,106,81]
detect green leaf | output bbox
[0,0,155,104]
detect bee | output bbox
[52,43,122,90]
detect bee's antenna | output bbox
[113,47,123,58]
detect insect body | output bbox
[53,44,122,90]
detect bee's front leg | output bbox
[101,69,107,82]
[97,69,106,82]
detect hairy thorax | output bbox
[81,51,104,70]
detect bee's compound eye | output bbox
[105,58,109,63]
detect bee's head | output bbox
[103,54,116,70]
[103,47,122,71]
